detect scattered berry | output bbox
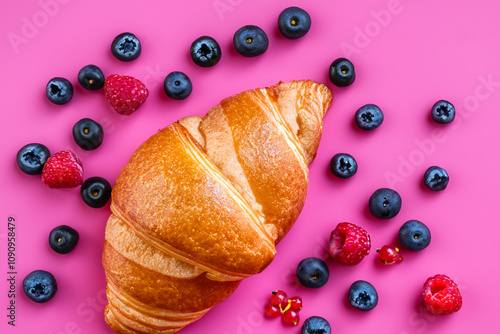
[348,280,378,311]
[16,143,50,175]
[81,176,112,208]
[78,65,105,90]
[22,270,57,303]
[296,257,329,288]
[278,6,311,39]
[233,25,269,57]
[431,100,455,124]
[301,316,331,334]
[103,74,149,115]
[164,71,193,100]
[270,290,288,307]
[329,58,355,87]
[398,220,431,252]
[328,222,371,265]
[376,245,402,265]
[424,166,449,191]
[330,153,357,178]
[190,36,221,67]
[423,274,462,315]
[368,188,402,219]
[289,297,303,311]
[41,150,83,188]
[46,77,73,105]
[265,291,302,326]
[48,225,79,254]
[265,303,281,318]
[111,32,141,61]
[72,118,104,150]
[282,309,300,326]
[355,104,384,130]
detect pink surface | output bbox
[1,0,500,333]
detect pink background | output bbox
[1,0,500,333]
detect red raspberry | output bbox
[41,150,83,188]
[423,274,462,315]
[328,222,371,265]
[103,74,149,115]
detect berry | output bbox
[78,65,105,90]
[164,71,193,100]
[329,58,355,87]
[46,77,73,105]
[328,222,371,265]
[190,36,221,67]
[376,245,402,265]
[48,225,79,254]
[355,104,384,130]
[368,188,402,219]
[296,257,329,288]
[41,150,83,188]
[282,309,300,326]
[301,316,331,334]
[16,143,50,175]
[22,270,57,303]
[289,297,303,311]
[348,280,378,311]
[81,176,112,208]
[270,290,288,306]
[104,74,149,115]
[330,153,357,178]
[233,25,269,57]
[278,7,311,39]
[424,166,449,191]
[72,118,104,150]
[431,100,455,124]
[265,303,281,318]
[265,291,302,325]
[423,274,462,315]
[111,32,141,61]
[398,220,431,252]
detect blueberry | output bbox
[330,153,357,178]
[278,6,312,39]
[16,143,50,175]
[368,188,402,219]
[329,58,355,87]
[111,32,141,61]
[398,220,431,252]
[296,257,329,288]
[164,71,193,100]
[73,118,104,150]
[355,104,384,130]
[348,280,378,311]
[81,177,112,208]
[233,25,269,57]
[190,36,221,67]
[46,77,73,105]
[423,166,449,191]
[431,100,455,124]
[49,225,79,254]
[301,316,331,334]
[22,270,57,303]
[78,65,105,90]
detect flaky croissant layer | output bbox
[103,80,333,334]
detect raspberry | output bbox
[41,150,83,188]
[103,74,149,115]
[423,274,462,315]
[328,222,371,265]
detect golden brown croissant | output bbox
[102,80,333,333]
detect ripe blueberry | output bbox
[355,104,384,130]
[368,188,402,219]
[78,65,105,90]
[111,32,141,61]
[330,153,357,178]
[233,25,269,57]
[46,77,73,105]
[431,100,455,124]
[296,257,329,288]
[190,36,221,67]
[348,280,378,311]
[164,71,193,100]
[329,58,355,87]
[399,220,431,252]
[81,177,112,208]
[301,316,331,334]
[22,270,57,303]
[16,143,50,175]
[72,118,104,151]
[424,166,449,191]
[278,7,311,39]
[49,225,79,254]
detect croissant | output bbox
[102,80,333,333]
